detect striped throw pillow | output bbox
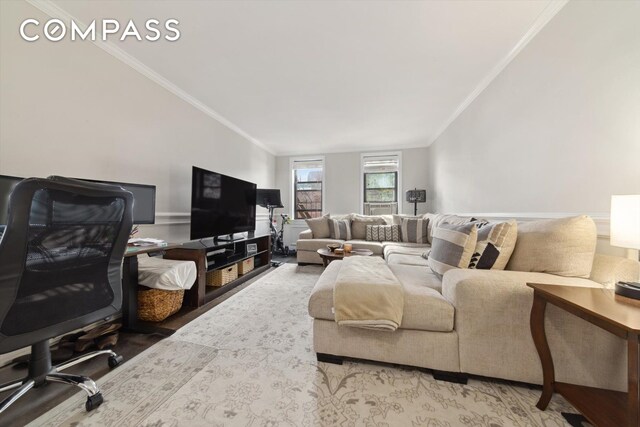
[469,220,518,270]
[329,219,352,240]
[401,217,429,243]
[365,224,401,242]
[428,222,478,278]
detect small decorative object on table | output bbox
[343,243,353,253]
[327,243,341,252]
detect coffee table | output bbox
[528,283,640,427]
[317,248,374,267]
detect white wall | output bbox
[276,147,429,246]
[0,1,276,241]
[427,0,640,257]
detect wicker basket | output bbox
[137,287,184,322]
[207,264,238,286]
[238,258,254,275]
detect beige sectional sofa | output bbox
[297,214,432,265]
[306,214,640,391]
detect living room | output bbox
[1,0,639,426]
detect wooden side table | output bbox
[528,283,640,427]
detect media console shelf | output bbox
[164,234,271,307]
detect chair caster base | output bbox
[85,392,103,411]
[108,355,123,368]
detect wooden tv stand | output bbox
[164,234,271,308]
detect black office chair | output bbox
[0,176,133,413]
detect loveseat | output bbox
[307,214,640,392]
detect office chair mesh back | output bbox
[0,179,131,340]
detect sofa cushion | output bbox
[329,218,352,240]
[401,217,429,243]
[345,239,384,255]
[366,224,401,242]
[469,220,518,270]
[308,261,454,332]
[383,243,430,258]
[297,238,344,252]
[386,252,429,267]
[351,215,386,240]
[305,214,331,238]
[392,214,421,225]
[428,222,478,277]
[506,215,597,278]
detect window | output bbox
[361,153,401,215]
[292,158,324,219]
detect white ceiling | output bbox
[49,0,562,155]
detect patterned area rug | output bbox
[29,264,574,426]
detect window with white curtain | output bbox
[291,158,324,219]
[361,153,401,215]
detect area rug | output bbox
[29,264,575,426]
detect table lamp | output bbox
[610,195,640,299]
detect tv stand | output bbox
[164,234,271,308]
[215,233,245,242]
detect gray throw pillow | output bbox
[351,215,386,240]
[366,224,400,242]
[401,217,429,243]
[305,214,330,238]
[329,218,352,240]
[428,222,478,278]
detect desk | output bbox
[528,283,640,427]
[122,244,181,336]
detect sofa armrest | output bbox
[299,229,313,239]
[440,269,627,389]
[589,253,640,288]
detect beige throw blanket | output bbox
[334,256,404,331]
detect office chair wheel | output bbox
[107,355,123,369]
[85,392,103,411]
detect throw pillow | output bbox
[427,214,475,244]
[428,222,478,278]
[468,220,518,270]
[305,214,330,239]
[351,215,386,240]
[366,224,401,242]
[506,215,597,278]
[329,218,352,240]
[401,217,429,243]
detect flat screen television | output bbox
[0,174,24,226]
[190,166,256,240]
[77,178,156,224]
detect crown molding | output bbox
[426,0,569,147]
[24,0,276,156]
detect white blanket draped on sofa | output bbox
[333,256,404,331]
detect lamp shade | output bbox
[610,195,640,250]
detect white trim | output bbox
[24,0,275,156]
[360,151,403,215]
[427,0,569,146]
[456,212,611,237]
[289,156,326,219]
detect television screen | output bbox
[191,166,256,240]
[0,174,24,226]
[77,178,156,224]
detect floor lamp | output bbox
[406,188,426,216]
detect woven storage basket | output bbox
[137,287,184,322]
[238,258,254,275]
[207,264,238,286]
